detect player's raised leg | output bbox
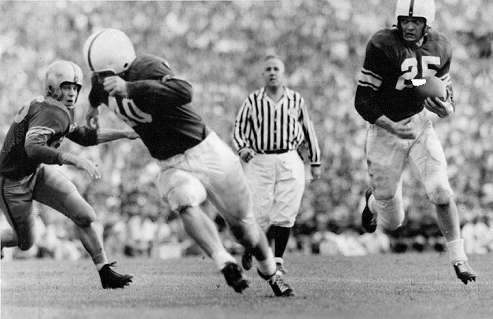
[157,166,250,293]
[205,149,295,297]
[34,166,133,289]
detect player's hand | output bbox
[86,106,100,129]
[375,115,417,140]
[60,153,101,180]
[125,130,140,140]
[310,166,322,183]
[424,97,454,118]
[78,158,102,180]
[239,148,256,163]
[391,118,418,139]
[103,76,129,97]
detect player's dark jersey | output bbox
[0,96,98,180]
[88,54,209,161]
[355,28,453,123]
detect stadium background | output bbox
[1,0,492,261]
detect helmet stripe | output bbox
[69,61,78,83]
[87,29,108,71]
[409,0,415,16]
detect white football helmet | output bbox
[83,28,136,74]
[395,0,435,25]
[44,60,83,101]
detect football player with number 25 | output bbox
[82,28,295,297]
[355,0,477,284]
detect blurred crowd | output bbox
[2,201,492,262]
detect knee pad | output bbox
[167,179,207,213]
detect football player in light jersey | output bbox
[355,0,477,284]
[0,60,137,289]
[82,28,294,297]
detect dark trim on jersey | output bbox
[0,178,19,235]
[409,0,415,16]
[86,29,107,72]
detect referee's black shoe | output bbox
[258,269,295,297]
[362,188,377,233]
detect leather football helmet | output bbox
[395,0,435,25]
[44,60,83,101]
[83,28,136,74]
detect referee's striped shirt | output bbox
[233,87,321,166]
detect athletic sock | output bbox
[257,249,277,278]
[274,257,284,265]
[446,238,468,265]
[92,251,108,271]
[212,249,236,270]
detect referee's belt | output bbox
[261,149,290,154]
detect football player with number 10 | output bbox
[82,28,295,297]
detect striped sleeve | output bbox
[233,94,253,152]
[299,97,321,165]
[354,41,387,124]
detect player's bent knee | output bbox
[228,218,260,247]
[72,208,97,228]
[167,183,207,213]
[429,189,454,205]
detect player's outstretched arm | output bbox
[96,128,139,144]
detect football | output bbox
[412,76,447,101]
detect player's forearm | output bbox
[374,115,395,132]
[25,143,64,165]
[96,129,138,144]
[59,152,82,166]
[127,77,193,105]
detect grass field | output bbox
[1,252,491,319]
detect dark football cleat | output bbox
[454,261,478,285]
[99,262,133,289]
[258,269,295,297]
[221,262,250,293]
[241,249,253,271]
[362,188,377,233]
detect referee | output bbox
[233,55,322,274]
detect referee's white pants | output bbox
[242,150,305,229]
